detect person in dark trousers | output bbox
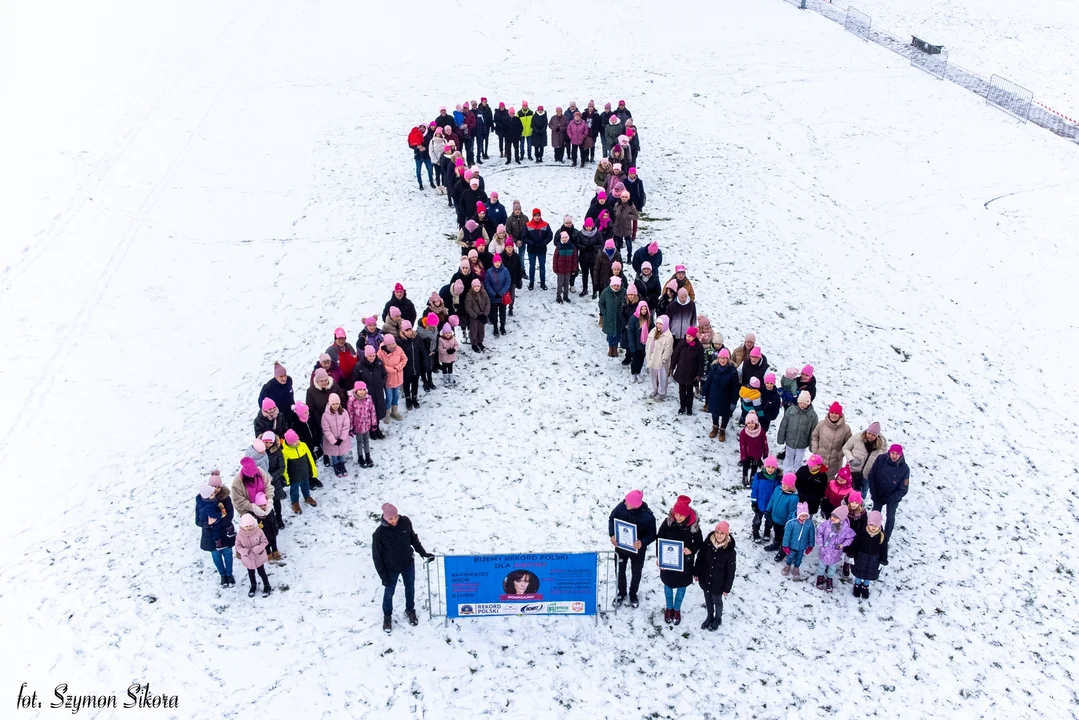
[608,489,658,608]
[258,362,297,427]
[868,444,910,542]
[483,253,512,335]
[694,521,736,630]
[397,320,428,410]
[476,98,493,159]
[493,102,510,158]
[524,208,552,290]
[373,503,434,632]
[504,107,523,165]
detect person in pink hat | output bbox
[797,363,817,401]
[867,443,910,542]
[795,453,830,516]
[231,456,280,561]
[382,283,417,325]
[811,401,852,480]
[777,390,818,473]
[850,510,887,598]
[751,456,783,543]
[758,371,782,433]
[842,491,867,578]
[702,347,740,441]
[437,324,459,386]
[289,402,322,487]
[195,471,236,587]
[842,421,887,496]
[281,428,317,514]
[243,437,269,474]
[378,335,408,421]
[258,362,296,427]
[781,502,815,581]
[321,392,353,477]
[664,263,694,301]
[608,490,658,609]
[631,240,662,277]
[694,520,736,630]
[253,397,286,440]
[326,327,358,390]
[815,505,855,592]
[236,514,273,598]
[738,411,769,487]
[644,313,674,397]
[372,502,435,633]
[357,316,385,355]
[347,382,377,468]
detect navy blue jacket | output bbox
[758,385,782,426]
[195,492,235,552]
[702,362,740,418]
[398,334,429,380]
[258,377,296,425]
[487,201,508,228]
[484,264,512,302]
[524,222,553,253]
[631,246,663,275]
[868,454,910,506]
[623,176,646,210]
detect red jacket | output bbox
[739,427,769,462]
[408,127,424,148]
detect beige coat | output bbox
[645,329,674,370]
[231,468,275,519]
[810,416,853,479]
[842,431,888,474]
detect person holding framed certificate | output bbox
[608,490,658,609]
[656,495,703,626]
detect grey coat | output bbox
[777,403,819,450]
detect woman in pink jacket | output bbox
[378,335,408,422]
[235,513,272,597]
[347,383,378,469]
[320,392,352,478]
[566,110,589,167]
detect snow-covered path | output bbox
[3,1,1078,717]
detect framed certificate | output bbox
[657,539,684,572]
[614,519,637,553]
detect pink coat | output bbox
[320,407,352,457]
[438,334,459,364]
[566,118,589,145]
[235,525,268,570]
[347,392,378,434]
[379,346,408,389]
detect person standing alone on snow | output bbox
[373,503,435,633]
[694,521,736,631]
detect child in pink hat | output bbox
[781,502,815,581]
[437,324,459,386]
[236,514,273,598]
[851,510,888,598]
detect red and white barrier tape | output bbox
[1033,100,1078,125]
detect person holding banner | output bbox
[694,521,737,630]
[372,503,435,633]
[608,490,658,609]
[657,495,703,626]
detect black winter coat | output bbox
[372,515,429,583]
[797,375,818,401]
[850,525,888,580]
[254,411,288,438]
[695,534,737,594]
[759,386,782,427]
[439,283,467,321]
[506,116,523,141]
[702,362,740,418]
[501,251,524,288]
[575,228,602,266]
[868,454,910,507]
[531,112,549,147]
[657,515,703,588]
[382,294,418,324]
[669,338,705,385]
[352,358,388,419]
[585,198,613,225]
[623,176,646,210]
[633,272,661,312]
[608,501,659,560]
[398,334,428,380]
[478,103,494,130]
[740,356,769,388]
[493,107,510,135]
[795,465,829,515]
[555,224,579,250]
[196,492,235,552]
[459,188,489,219]
[258,377,297,425]
[844,511,868,558]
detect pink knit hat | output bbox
[448,315,459,327]
[801,364,814,377]
[441,323,453,334]
[867,421,881,435]
[764,456,778,469]
[283,429,299,445]
[238,513,259,530]
[251,438,265,453]
[796,502,810,517]
[848,491,864,505]
[240,456,259,478]
[334,327,346,338]
[657,314,669,328]
[313,367,329,384]
[889,444,903,455]
[764,372,776,384]
[808,454,823,466]
[273,362,286,377]
[784,367,799,380]
[665,280,678,292]
[354,381,368,391]
[597,190,607,200]
[364,345,376,357]
[686,327,699,339]
[749,376,760,388]
[648,242,658,253]
[400,320,412,331]
[584,217,595,228]
[394,282,405,293]
[781,472,796,488]
[610,276,622,287]
[364,316,377,326]
[604,239,616,249]
[829,401,843,415]
[832,505,849,522]
[318,352,331,363]
[254,492,267,506]
[675,264,686,272]
[625,489,643,508]
[260,431,276,444]
[382,503,398,520]
[382,335,396,346]
[868,510,883,526]
[452,279,464,294]
[261,398,276,412]
[208,470,223,488]
[471,278,482,290]
[389,306,402,319]
[837,466,852,482]
[749,346,762,359]
[715,521,730,534]
[293,402,309,421]
[718,348,730,359]
[641,261,652,271]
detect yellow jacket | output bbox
[281,441,318,485]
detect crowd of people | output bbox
[194,96,911,635]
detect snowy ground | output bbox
[3,0,1079,718]
[836,0,1079,115]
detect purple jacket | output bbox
[566,118,589,145]
[816,518,855,565]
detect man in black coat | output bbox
[868,445,910,542]
[373,503,434,632]
[504,111,523,165]
[608,490,658,608]
[382,284,418,324]
[257,362,297,427]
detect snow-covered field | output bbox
[3,0,1078,718]
[841,0,1079,115]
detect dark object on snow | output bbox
[911,36,943,54]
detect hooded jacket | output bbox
[372,515,429,583]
